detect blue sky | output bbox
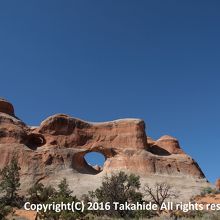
[0,1,219,183]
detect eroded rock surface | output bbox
[0,98,14,116]
[216,178,220,190]
[0,99,209,199]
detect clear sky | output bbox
[0,1,219,183]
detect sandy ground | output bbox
[11,209,37,220]
[195,193,220,204]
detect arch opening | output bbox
[84,152,106,173]
[25,133,46,150]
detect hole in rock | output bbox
[84,152,106,172]
[25,134,45,150]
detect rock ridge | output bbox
[0,99,208,198]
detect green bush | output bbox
[37,178,83,220]
[86,171,156,219]
[0,155,22,207]
[200,187,215,196]
[0,155,22,219]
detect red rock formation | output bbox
[0,98,14,116]
[216,178,220,190]
[0,99,207,194]
[150,135,184,155]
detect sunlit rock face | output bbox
[0,98,14,116]
[216,178,220,190]
[0,98,209,199]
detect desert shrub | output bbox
[28,182,55,204]
[213,189,220,194]
[0,155,22,219]
[207,211,220,220]
[0,155,22,207]
[187,211,220,220]
[200,187,216,196]
[38,178,83,220]
[0,203,13,220]
[87,171,156,219]
[150,211,220,219]
[144,182,178,214]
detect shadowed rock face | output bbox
[0,99,207,195]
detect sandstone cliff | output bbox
[0,98,209,200]
[216,178,220,190]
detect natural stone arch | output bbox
[0,99,208,199]
[71,146,116,174]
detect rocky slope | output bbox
[0,98,210,200]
